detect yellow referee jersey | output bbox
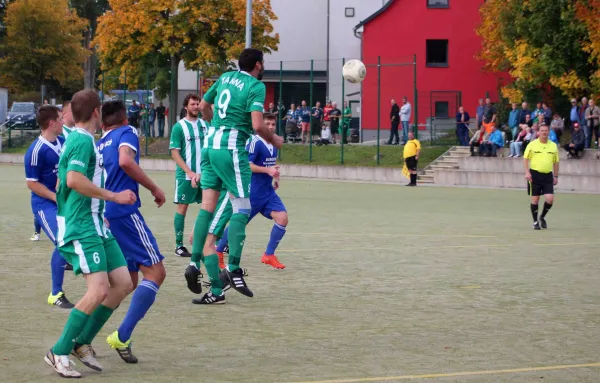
[403,139,421,158]
[524,139,559,173]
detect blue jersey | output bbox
[247,136,278,201]
[24,135,65,212]
[97,125,141,219]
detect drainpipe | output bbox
[326,0,330,101]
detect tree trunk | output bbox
[169,54,179,132]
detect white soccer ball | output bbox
[343,59,367,84]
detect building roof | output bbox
[354,0,395,31]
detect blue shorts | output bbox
[107,211,164,272]
[249,193,286,221]
[35,207,58,245]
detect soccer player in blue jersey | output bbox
[24,105,75,308]
[96,101,167,363]
[216,113,288,269]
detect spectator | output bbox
[564,122,585,159]
[579,97,590,147]
[179,105,186,120]
[518,102,530,124]
[569,98,579,127]
[522,113,533,128]
[476,98,485,128]
[550,113,564,143]
[329,102,342,144]
[455,106,470,146]
[508,103,519,140]
[139,103,148,136]
[400,96,412,144]
[299,100,310,144]
[479,124,503,157]
[544,124,558,144]
[156,102,166,137]
[387,99,400,145]
[509,124,528,158]
[469,125,487,156]
[127,100,140,128]
[267,102,276,115]
[323,101,333,132]
[148,103,156,137]
[482,98,496,133]
[532,102,543,125]
[585,98,600,148]
[316,123,331,146]
[542,102,552,126]
[342,101,352,144]
[311,101,324,141]
[277,101,286,135]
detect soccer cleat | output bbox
[192,291,226,305]
[217,252,226,269]
[222,244,229,254]
[44,349,81,379]
[540,217,547,229]
[48,292,75,309]
[106,331,138,364]
[533,221,541,230]
[184,265,203,294]
[261,254,286,269]
[219,268,253,297]
[64,263,74,271]
[175,246,191,257]
[30,233,40,241]
[71,344,102,371]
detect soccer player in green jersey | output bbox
[169,94,209,257]
[61,100,74,139]
[44,90,137,379]
[185,48,283,299]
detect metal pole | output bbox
[123,70,127,103]
[101,72,104,102]
[376,56,381,165]
[309,59,313,162]
[413,54,418,139]
[341,58,345,164]
[196,71,200,95]
[245,0,252,48]
[278,60,283,160]
[146,72,149,156]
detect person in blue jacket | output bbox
[480,124,504,157]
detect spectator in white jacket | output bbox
[400,96,412,144]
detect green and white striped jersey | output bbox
[62,125,73,139]
[203,70,266,151]
[56,128,109,247]
[169,118,208,180]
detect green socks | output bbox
[53,308,89,355]
[174,212,185,248]
[76,304,114,345]
[191,209,213,265]
[204,254,223,295]
[227,213,248,271]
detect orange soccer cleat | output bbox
[217,252,225,269]
[261,254,285,269]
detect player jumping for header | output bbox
[216,113,288,270]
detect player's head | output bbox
[61,101,74,128]
[538,124,549,139]
[183,93,200,119]
[71,89,102,131]
[408,131,414,140]
[238,48,264,80]
[263,112,277,133]
[101,100,128,130]
[36,105,63,135]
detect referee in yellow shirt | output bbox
[403,131,421,186]
[523,124,559,230]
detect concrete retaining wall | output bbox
[458,157,600,176]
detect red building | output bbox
[356,0,507,130]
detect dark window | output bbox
[427,0,449,8]
[435,101,449,118]
[345,7,355,17]
[426,40,448,67]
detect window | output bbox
[345,7,355,17]
[426,40,448,67]
[435,101,449,118]
[427,0,449,8]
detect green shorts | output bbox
[174,178,202,204]
[209,191,232,238]
[201,148,251,198]
[59,235,127,276]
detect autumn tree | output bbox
[576,0,600,94]
[95,0,279,127]
[0,0,90,93]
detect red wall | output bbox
[360,0,507,130]
[265,82,275,107]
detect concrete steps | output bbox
[418,146,471,185]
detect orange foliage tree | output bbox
[576,0,600,96]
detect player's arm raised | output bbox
[26,180,56,203]
[67,171,136,205]
[119,146,165,207]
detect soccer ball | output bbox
[343,60,367,84]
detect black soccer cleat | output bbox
[192,291,226,305]
[175,246,191,257]
[219,268,253,297]
[184,265,203,294]
[222,244,229,254]
[533,221,541,230]
[64,263,73,271]
[540,217,547,229]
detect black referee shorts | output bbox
[405,156,418,171]
[527,169,554,196]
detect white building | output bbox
[178,0,389,112]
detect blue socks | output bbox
[51,248,66,295]
[266,223,286,255]
[117,279,159,343]
[216,228,229,253]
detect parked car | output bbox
[6,102,38,130]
